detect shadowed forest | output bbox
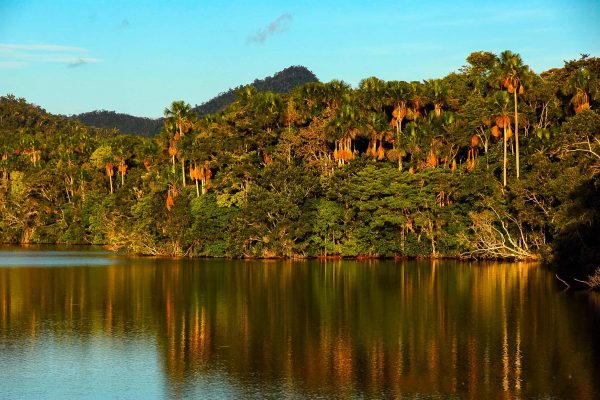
[1,51,598,280]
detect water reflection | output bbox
[1,255,599,399]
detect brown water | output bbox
[0,247,599,399]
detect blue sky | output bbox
[1,0,599,118]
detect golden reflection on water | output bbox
[0,258,599,398]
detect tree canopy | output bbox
[1,52,599,280]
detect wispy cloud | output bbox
[0,44,87,52]
[248,13,293,43]
[67,57,99,68]
[0,43,99,68]
[0,61,27,69]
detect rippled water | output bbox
[0,246,599,399]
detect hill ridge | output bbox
[73,66,319,137]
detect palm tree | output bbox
[330,95,358,166]
[567,68,593,114]
[117,158,127,187]
[189,161,211,197]
[498,51,527,179]
[386,81,412,134]
[105,162,114,194]
[358,77,388,160]
[358,76,386,112]
[491,91,512,187]
[164,101,196,186]
[363,112,388,160]
[408,82,424,124]
[424,79,448,118]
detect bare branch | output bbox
[555,274,570,289]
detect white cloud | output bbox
[0,44,87,52]
[0,61,27,69]
[0,43,99,68]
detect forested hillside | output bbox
[73,110,163,137]
[1,52,598,282]
[73,65,319,136]
[193,65,319,116]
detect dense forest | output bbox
[73,110,163,137]
[73,66,319,137]
[1,51,599,283]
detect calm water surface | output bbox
[0,246,599,399]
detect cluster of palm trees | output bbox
[155,50,597,210]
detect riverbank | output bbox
[5,242,599,291]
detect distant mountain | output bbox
[192,66,319,117]
[73,66,319,137]
[73,111,164,137]
[0,94,120,139]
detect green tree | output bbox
[164,100,196,186]
[90,145,116,193]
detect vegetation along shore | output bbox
[1,51,598,284]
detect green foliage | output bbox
[90,145,114,168]
[189,193,238,257]
[1,53,599,279]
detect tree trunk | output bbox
[503,125,507,187]
[181,158,186,186]
[514,89,520,179]
[195,179,200,197]
[109,175,113,194]
[65,180,71,203]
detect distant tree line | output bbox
[73,110,164,137]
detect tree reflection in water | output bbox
[1,256,599,399]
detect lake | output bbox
[0,246,599,399]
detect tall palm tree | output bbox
[491,91,512,187]
[330,94,358,166]
[358,77,388,159]
[386,81,412,135]
[164,101,196,186]
[498,51,527,179]
[105,162,115,194]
